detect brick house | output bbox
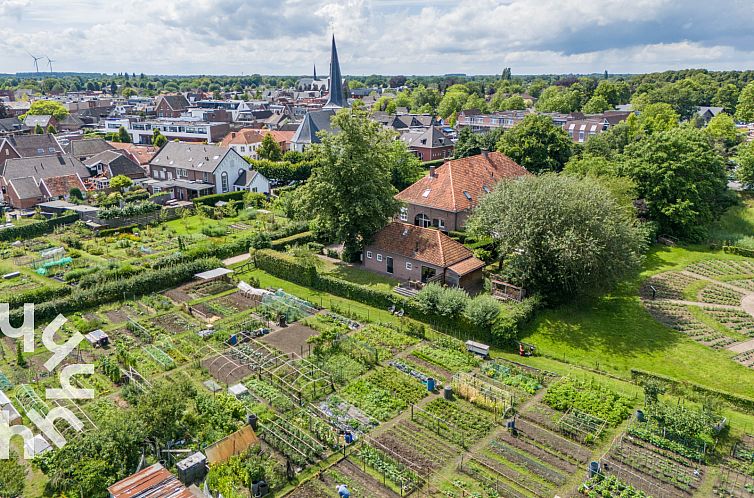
[219,129,295,158]
[400,126,454,162]
[0,154,90,209]
[154,94,190,118]
[394,151,529,232]
[0,134,63,163]
[146,142,258,200]
[363,222,485,292]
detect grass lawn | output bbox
[519,243,754,399]
[318,259,399,292]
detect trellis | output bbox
[258,418,326,465]
[558,407,606,443]
[451,372,514,418]
[143,345,175,370]
[120,366,152,392]
[51,398,98,434]
[14,385,48,415]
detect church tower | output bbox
[323,35,346,108]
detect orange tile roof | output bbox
[219,128,294,147]
[108,142,158,165]
[448,256,485,276]
[369,222,472,268]
[40,174,85,197]
[395,151,529,213]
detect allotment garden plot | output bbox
[642,258,754,368]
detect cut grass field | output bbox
[319,259,400,292]
[519,244,754,399]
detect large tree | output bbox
[735,140,754,190]
[735,81,754,123]
[620,126,731,239]
[467,174,644,302]
[24,99,69,120]
[299,108,400,261]
[257,133,283,161]
[496,114,573,173]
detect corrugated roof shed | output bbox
[107,463,195,498]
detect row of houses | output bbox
[0,134,271,209]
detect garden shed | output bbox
[84,329,109,348]
[194,267,234,282]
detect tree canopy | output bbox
[24,99,69,120]
[467,174,645,302]
[298,108,400,261]
[257,133,283,161]
[620,126,731,239]
[496,114,573,173]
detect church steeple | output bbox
[324,34,346,108]
[313,64,317,81]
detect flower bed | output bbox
[686,259,754,279]
[703,307,754,336]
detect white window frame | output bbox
[406,262,412,270]
[366,251,373,259]
[376,254,383,262]
[399,207,408,222]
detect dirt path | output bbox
[223,253,251,266]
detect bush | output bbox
[270,231,315,250]
[463,295,501,328]
[192,191,245,207]
[0,213,79,242]
[201,225,227,237]
[436,286,469,316]
[97,201,160,220]
[490,296,541,342]
[97,224,138,237]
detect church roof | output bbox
[323,35,346,109]
[291,109,338,145]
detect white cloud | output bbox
[1,0,753,75]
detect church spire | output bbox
[313,63,317,81]
[324,34,346,108]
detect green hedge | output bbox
[723,245,754,258]
[10,257,220,324]
[253,249,538,344]
[97,224,138,237]
[0,284,70,308]
[630,368,754,414]
[192,191,245,207]
[0,213,79,242]
[270,231,315,250]
[422,159,446,168]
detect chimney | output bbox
[481,148,489,159]
[429,166,437,178]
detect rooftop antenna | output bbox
[46,57,55,73]
[26,51,42,73]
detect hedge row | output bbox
[253,249,538,344]
[10,257,220,324]
[723,245,754,258]
[0,284,70,308]
[270,231,315,250]
[0,213,79,242]
[192,191,245,207]
[631,368,754,414]
[97,224,138,237]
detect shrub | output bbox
[201,225,227,237]
[463,295,501,328]
[436,286,469,316]
[97,201,160,220]
[270,231,315,250]
[192,191,245,207]
[490,296,541,342]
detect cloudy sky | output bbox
[1,0,754,76]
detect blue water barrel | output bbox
[228,334,238,346]
[344,432,353,444]
[426,377,435,391]
[588,461,600,478]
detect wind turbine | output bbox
[46,57,55,73]
[26,51,42,73]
